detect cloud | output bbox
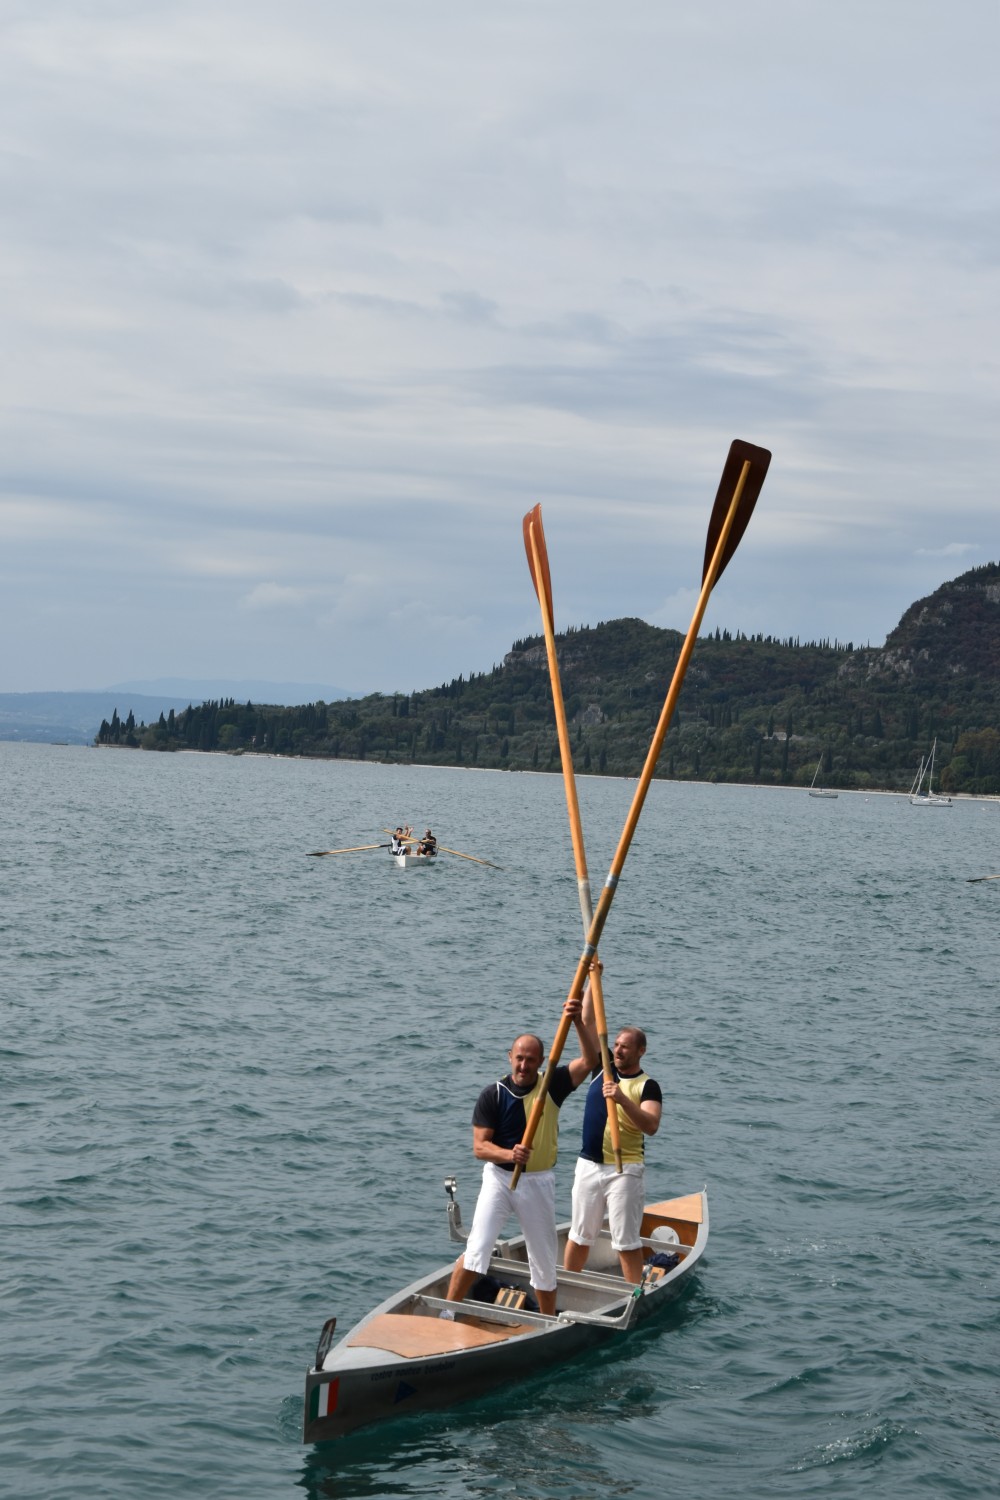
[239,582,312,611]
[0,2,997,693]
[915,543,981,559]
[647,587,701,633]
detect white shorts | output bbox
[568,1157,645,1252]
[462,1162,558,1292]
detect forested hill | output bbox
[96,562,1000,795]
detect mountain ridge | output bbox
[92,561,1000,795]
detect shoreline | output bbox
[72,741,1000,802]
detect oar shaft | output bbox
[307,843,387,856]
[513,461,752,1180]
[582,459,751,960]
[509,1008,574,1189]
[526,513,621,1169]
[436,845,504,870]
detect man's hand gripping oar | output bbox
[511,439,771,1188]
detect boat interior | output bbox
[457,1194,701,1318]
[337,1195,703,1359]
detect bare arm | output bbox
[566,995,600,1087]
[472,1123,532,1167]
[602,1081,662,1136]
[579,962,601,1056]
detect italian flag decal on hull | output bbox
[309,1379,339,1422]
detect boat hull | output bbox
[304,1310,598,1438]
[303,1189,707,1443]
[391,852,438,868]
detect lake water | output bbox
[2,742,998,1499]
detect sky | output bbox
[2,1,997,697]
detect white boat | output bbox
[808,755,838,799]
[303,1179,708,1442]
[910,739,952,807]
[391,850,437,868]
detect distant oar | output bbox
[307,843,389,857]
[511,438,771,1187]
[436,844,504,871]
[524,502,622,1170]
[967,873,1000,883]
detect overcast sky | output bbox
[2,1,997,696]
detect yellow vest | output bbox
[521,1075,560,1172]
[605,1072,651,1165]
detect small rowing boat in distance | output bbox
[303,1179,708,1443]
[391,850,437,869]
[381,829,503,871]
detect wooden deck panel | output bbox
[643,1193,703,1224]
[640,1193,703,1246]
[345,1313,535,1358]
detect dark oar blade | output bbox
[703,440,771,586]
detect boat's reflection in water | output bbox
[296,1288,702,1500]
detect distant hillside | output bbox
[95,562,1000,795]
[852,564,1000,687]
[109,676,359,704]
[0,691,196,745]
[0,680,362,746]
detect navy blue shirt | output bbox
[472,1065,576,1171]
[579,1065,662,1165]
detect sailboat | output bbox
[908,755,925,798]
[909,739,952,807]
[808,755,838,799]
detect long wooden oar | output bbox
[524,503,622,1170]
[512,438,770,1186]
[967,873,1000,883]
[307,843,389,857]
[436,844,504,871]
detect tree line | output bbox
[95,598,1000,795]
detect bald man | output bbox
[444,993,598,1316]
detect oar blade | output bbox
[522,505,555,627]
[703,439,771,586]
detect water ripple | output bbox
[2,747,998,1498]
